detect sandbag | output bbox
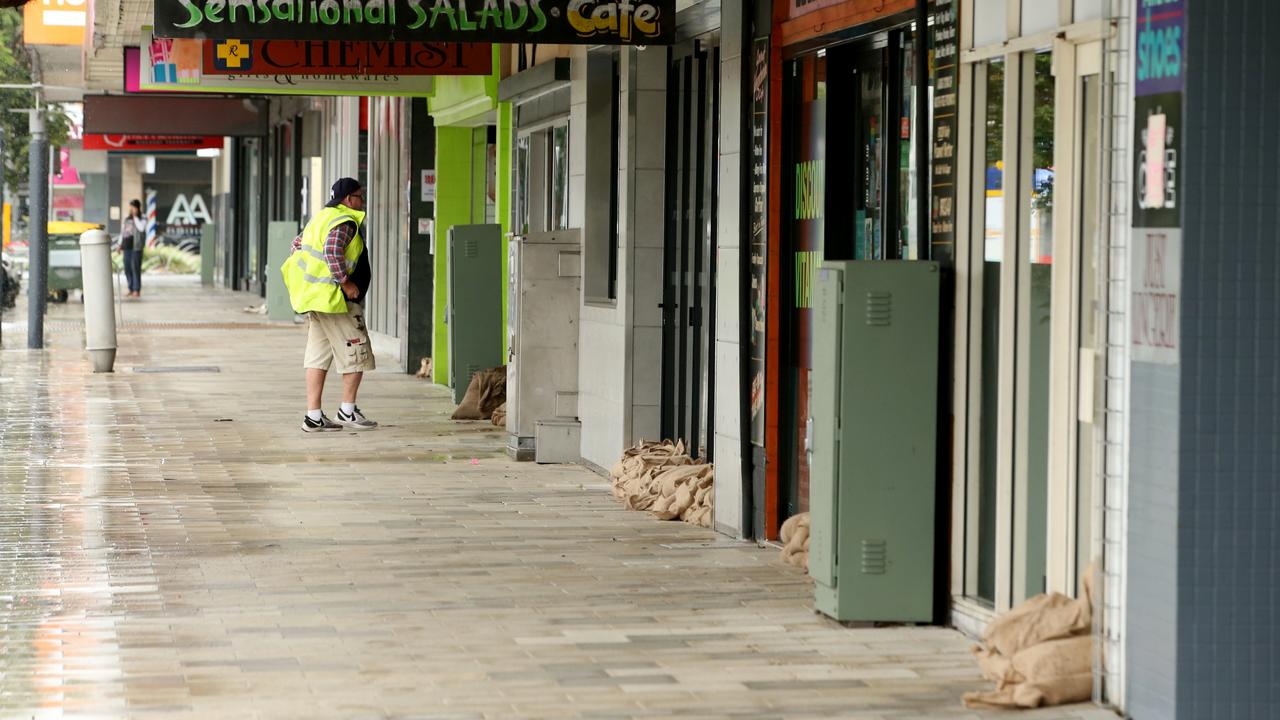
[491,402,507,428]
[477,369,507,418]
[779,512,811,571]
[982,592,1090,659]
[451,366,506,421]
[963,566,1097,710]
[963,636,1093,709]
[415,357,433,379]
[608,440,714,527]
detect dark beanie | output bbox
[325,177,362,207]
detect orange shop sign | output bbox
[23,0,87,47]
[788,0,845,18]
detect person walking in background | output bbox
[120,199,146,298]
[280,177,377,433]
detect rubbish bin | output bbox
[47,221,104,303]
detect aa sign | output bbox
[24,0,88,46]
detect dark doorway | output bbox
[777,26,926,528]
[661,37,721,460]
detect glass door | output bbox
[1073,69,1103,594]
[781,50,825,521]
[1015,49,1055,602]
[960,39,1107,612]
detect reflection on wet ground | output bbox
[0,277,1112,719]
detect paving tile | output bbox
[0,276,1114,719]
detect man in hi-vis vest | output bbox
[282,178,378,432]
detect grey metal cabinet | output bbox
[507,230,581,460]
[447,224,504,403]
[810,261,941,623]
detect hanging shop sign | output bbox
[1135,0,1184,97]
[154,0,675,45]
[929,0,958,264]
[748,35,769,448]
[1130,0,1184,366]
[82,134,225,152]
[84,95,269,137]
[24,0,88,46]
[202,39,491,76]
[140,30,434,96]
[786,0,843,19]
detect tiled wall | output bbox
[1125,365,1179,719]
[712,0,746,537]
[572,48,667,471]
[1176,1,1280,715]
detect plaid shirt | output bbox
[292,221,356,283]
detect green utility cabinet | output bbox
[810,261,940,623]
[447,224,504,404]
[267,222,299,322]
[200,223,216,287]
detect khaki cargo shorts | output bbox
[303,302,376,374]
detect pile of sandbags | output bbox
[415,357,433,379]
[451,366,507,421]
[963,569,1096,709]
[609,440,714,528]
[779,512,810,570]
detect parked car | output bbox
[1,253,20,310]
[48,221,105,303]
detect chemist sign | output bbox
[155,0,676,45]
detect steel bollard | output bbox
[79,229,117,372]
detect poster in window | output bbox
[749,36,769,448]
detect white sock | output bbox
[307,409,322,421]
[340,402,356,415]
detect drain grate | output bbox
[132,366,221,373]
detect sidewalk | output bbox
[0,277,1115,719]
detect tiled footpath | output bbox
[0,277,1115,719]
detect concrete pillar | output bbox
[712,0,749,538]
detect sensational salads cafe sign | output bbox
[155,0,675,45]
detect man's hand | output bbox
[340,279,359,299]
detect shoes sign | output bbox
[155,0,675,45]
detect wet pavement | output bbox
[0,276,1116,718]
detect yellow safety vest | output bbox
[280,205,366,314]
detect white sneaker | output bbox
[335,406,377,430]
[302,412,342,433]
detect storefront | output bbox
[948,0,1119,702]
[428,59,511,387]
[765,0,933,537]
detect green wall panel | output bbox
[432,126,475,385]
[428,48,512,384]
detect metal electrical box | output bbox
[809,261,941,623]
[447,224,504,404]
[266,221,298,321]
[507,230,581,461]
